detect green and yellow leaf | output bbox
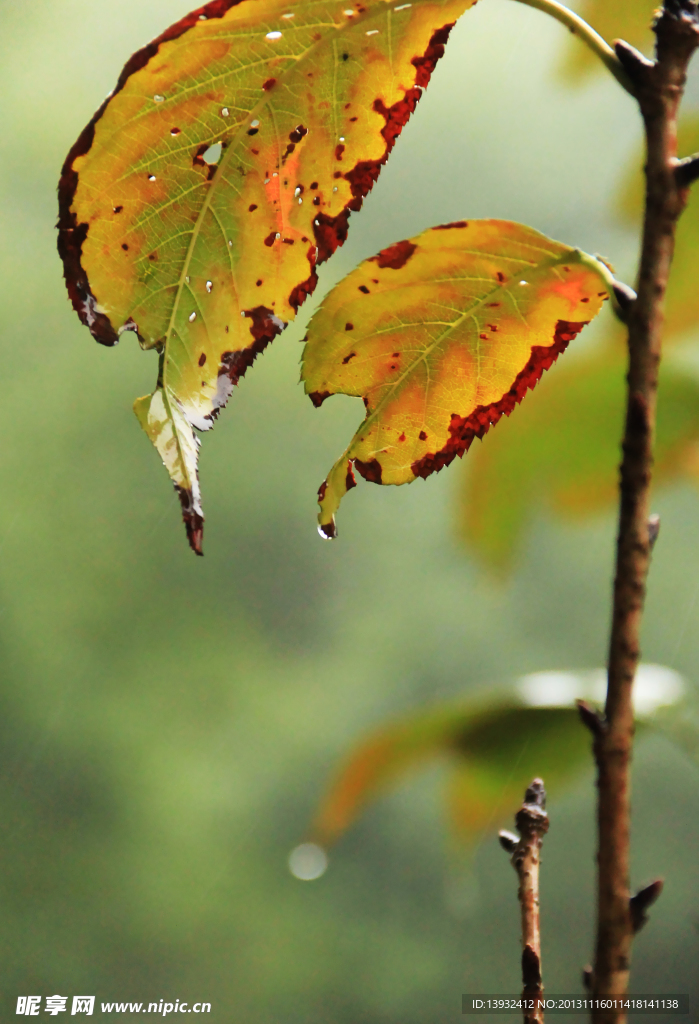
[57,0,477,552]
[302,219,610,538]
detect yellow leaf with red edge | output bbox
[57,0,477,553]
[302,219,611,539]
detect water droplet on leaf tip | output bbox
[266,30,283,39]
[332,186,338,192]
[189,312,197,322]
[343,8,354,14]
[153,94,165,103]
[519,280,528,285]
[206,281,213,292]
[289,843,328,880]
[282,11,295,17]
[365,29,379,35]
[221,107,230,117]
[251,119,260,128]
[298,198,303,204]
[339,136,345,142]
[148,175,156,181]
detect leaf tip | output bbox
[176,487,205,555]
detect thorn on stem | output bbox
[630,878,664,933]
[614,39,655,84]
[522,944,542,991]
[577,699,606,736]
[648,513,661,549]
[612,280,638,323]
[674,152,699,187]
[499,830,519,855]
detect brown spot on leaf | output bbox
[249,203,258,211]
[398,432,406,442]
[309,390,331,407]
[247,127,259,136]
[345,323,354,331]
[197,352,207,367]
[434,220,468,230]
[148,252,157,261]
[496,272,505,283]
[371,239,417,270]
[479,333,488,340]
[419,430,427,440]
[346,463,357,491]
[358,285,370,294]
[121,243,129,251]
[354,458,382,484]
[310,181,318,190]
[264,231,277,247]
[335,143,345,161]
[410,320,587,480]
[256,279,263,286]
[170,127,181,136]
[342,352,356,364]
[262,77,276,90]
[313,196,321,206]
[411,22,454,85]
[288,258,319,313]
[113,205,123,214]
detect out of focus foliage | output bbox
[459,56,699,571]
[1,0,699,1020]
[561,0,657,79]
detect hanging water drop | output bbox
[206,281,213,293]
[266,30,282,39]
[221,107,230,117]
[189,312,197,322]
[153,94,165,103]
[148,175,156,182]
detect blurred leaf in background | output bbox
[560,0,656,80]
[457,114,699,571]
[309,664,689,854]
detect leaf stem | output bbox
[500,779,549,1024]
[508,0,636,95]
[592,4,699,1021]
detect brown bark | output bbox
[591,5,699,1022]
[500,779,549,1024]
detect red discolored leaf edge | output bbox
[411,320,587,479]
[311,23,455,264]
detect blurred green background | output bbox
[1,0,699,1019]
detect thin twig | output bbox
[594,4,699,1022]
[500,779,549,1024]
[508,0,636,95]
